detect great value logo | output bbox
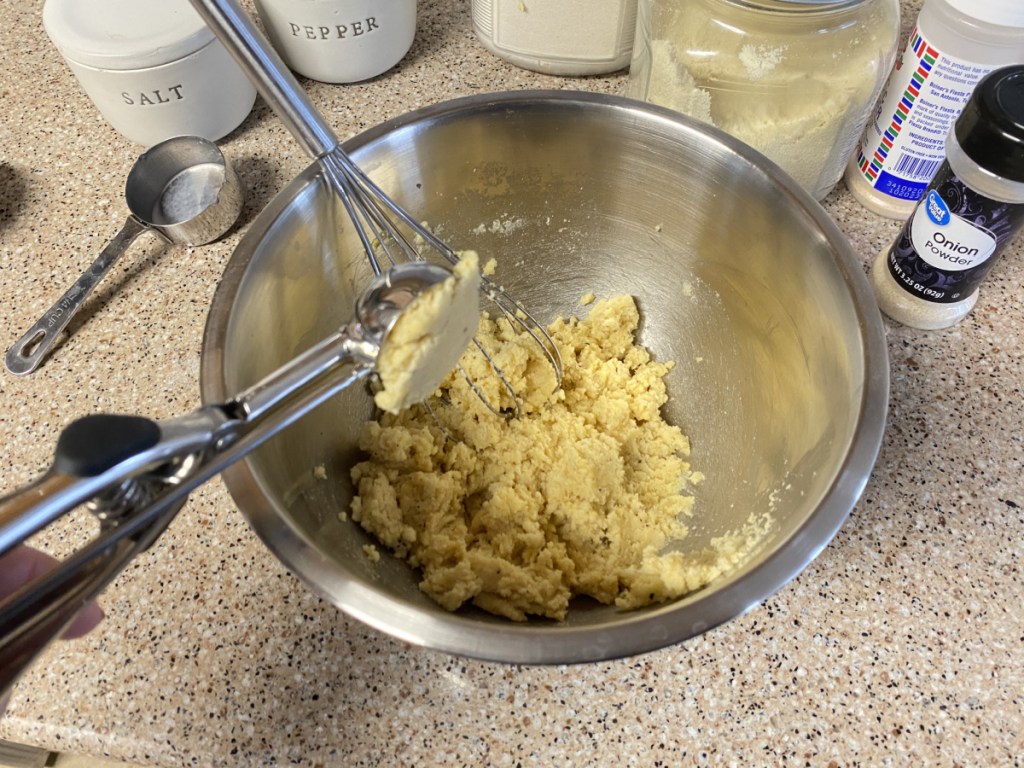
[925,190,950,226]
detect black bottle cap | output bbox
[955,65,1024,183]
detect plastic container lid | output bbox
[43,0,215,70]
[955,65,1024,182]
[945,0,1024,28]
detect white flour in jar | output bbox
[738,44,784,81]
[645,38,872,198]
[635,1,894,201]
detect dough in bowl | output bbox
[348,292,755,621]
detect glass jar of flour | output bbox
[627,0,900,201]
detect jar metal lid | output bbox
[43,0,215,70]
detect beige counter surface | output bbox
[2,0,1022,765]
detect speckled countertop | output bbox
[1,0,1022,765]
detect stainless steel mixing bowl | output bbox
[199,91,888,664]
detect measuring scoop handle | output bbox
[5,216,152,376]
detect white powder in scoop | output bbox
[158,164,224,224]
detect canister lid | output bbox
[43,0,215,70]
[955,65,1024,183]
[945,0,1024,28]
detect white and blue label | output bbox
[854,26,995,203]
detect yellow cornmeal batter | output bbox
[349,295,726,621]
[373,252,481,415]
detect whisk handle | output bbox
[189,0,339,158]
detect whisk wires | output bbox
[318,148,564,418]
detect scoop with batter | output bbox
[372,251,482,414]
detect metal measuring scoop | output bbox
[0,260,469,695]
[5,135,243,376]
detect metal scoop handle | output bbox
[0,258,451,696]
[0,323,375,696]
[5,216,154,376]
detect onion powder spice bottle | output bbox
[870,65,1024,329]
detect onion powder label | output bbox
[887,165,1024,304]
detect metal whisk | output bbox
[189,0,563,414]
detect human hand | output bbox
[1,545,105,638]
[0,545,105,716]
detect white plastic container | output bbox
[42,0,257,147]
[471,0,637,76]
[253,0,416,83]
[845,0,1024,219]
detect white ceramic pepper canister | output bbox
[253,0,417,84]
[471,0,637,75]
[42,0,257,147]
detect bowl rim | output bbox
[200,89,890,664]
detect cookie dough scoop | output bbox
[0,259,477,695]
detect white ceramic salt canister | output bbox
[253,0,417,84]
[43,0,257,146]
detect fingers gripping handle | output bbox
[0,322,369,696]
[0,414,171,698]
